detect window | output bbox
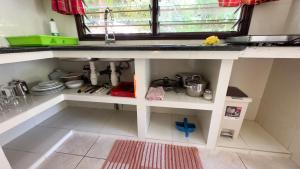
[75,0,253,40]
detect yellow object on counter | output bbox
[203,36,220,46]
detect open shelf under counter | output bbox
[147,112,207,146]
[145,91,214,110]
[0,94,64,135]
[63,89,137,105]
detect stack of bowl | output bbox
[31,81,65,96]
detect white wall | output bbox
[228,0,298,120]
[256,59,300,166]
[286,0,300,34]
[0,0,48,37]
[0,0,77,47]
[42,0,78,37]
[248,0,293,35]
[229,59,273,120]
[0,59,57,87]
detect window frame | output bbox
[75,1,254,41]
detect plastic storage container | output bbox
[220,86,252,140]
[6,35,78,47]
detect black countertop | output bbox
[0,45,246,54]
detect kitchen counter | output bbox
[0,45,246,54]
[1,46,300,65]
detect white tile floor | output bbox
[3,149,42,169]
[3,107,300,169]
[37,132,299,169]
[3,107,137,169]
[55,132,98,156]
[218,120,290,154]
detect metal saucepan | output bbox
[185,75,207,97]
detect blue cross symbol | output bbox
[175,118,196,138]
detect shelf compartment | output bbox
[40,106,138,137]
[63,89,137,105]
[146,107,212,146]
[145,91,214,110]
[0,94,64,135]
[147,59,221,110]
[147,112,206,145]
[217,120,290,155]
[0,89,137,136]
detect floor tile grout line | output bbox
[237,153,248,169]
[74,130,136,139]
[84,155,107,160]
[74,135,102,169]
[217,143,291,156]
[73,155,85,169]
[54,151,86,157]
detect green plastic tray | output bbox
[6,35,79,47]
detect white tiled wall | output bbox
[0,59,57,87]
[0,0,48,37]
[41,0,78,37]
[248,0,293,35]
[285,0,300,34]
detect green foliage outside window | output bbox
[83,0,241,34]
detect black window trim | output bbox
[75,2,254,41]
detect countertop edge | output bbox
[0,45,247,54]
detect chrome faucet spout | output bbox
[104,7,115,44]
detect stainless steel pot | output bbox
[185,75,207,97]
[176,72,202,88]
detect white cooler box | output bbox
[220,87,252,140]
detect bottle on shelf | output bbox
[89,61,98,86]
[49,18,60,36]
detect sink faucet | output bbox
[104,7,115,44]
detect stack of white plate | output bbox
[31,81,65,96]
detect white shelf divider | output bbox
[206,59,234,149]
[135,58,151,138]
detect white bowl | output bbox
[65,80,84,89]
